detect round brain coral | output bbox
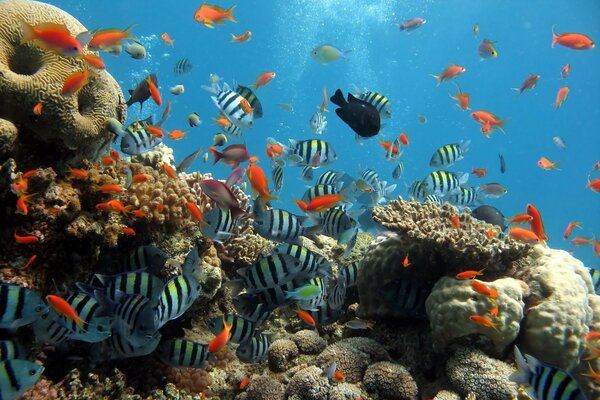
[0,0,126,164]
[363,361,418,400]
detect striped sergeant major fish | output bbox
[156,339,212,368]
[309,111,327,134]
[236,279,303,308]
[301,165,314,182]
[104,293,157,347]
[352,87,392,119]
[422,170,469,197]
[296,277,327,311]
[0,359,44,400]
[510,347,586,400]
[272,243,332,280]
[317,170,345,186]
[236,332,272,363]
[236,84,263,119]
[208,314,256,344]
[202,82,254,129]
[120,245,167,275]
[31,310,70,345]
[174,58,193,75]
[429,140,471,167]
[589,267,600,295]
[90,331,161,363]
[93,271,164,302]
[0,283,47,329]
[302,183,341,204]
[408,180,428,202]
[305,301,343,326]
[232,254,304,292]
[222,122,242,138]
[338,261,360,288]
[201,207,236,242]
[253,207,321,244]
[283,139,337,167]
[56,292,112,343]
[155,274,201,329]
[392,160,404,180]
[381,279,429,319]
[120,116,163,155]
[424,194,444,205]
[232,293,276,324]
[272,164,284,192]
[0,340,24,361]
[320,207,359,243]
[359,168,381,189]
[447,186,481,207]
[327,279,347,310]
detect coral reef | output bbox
[285,365,330,400]
[268,339,299,372]
[292,329,327,354]
[425,277,526,354]
[237,375,285,400]
[0,0,126,165]
[214,230,274,267]
[446,347,518,400]
[363,361,418,400]
[131,143,175,169]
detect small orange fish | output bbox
[378,139,400,157]
[194,4,237,29]
[80,53,105,69]
[294,192,345,213]
[471,168,486,178]
[537,156,559,170]
[402,254,410,268]
[132,174,151,183]
[101,156,116,166]
[320,86,328,113]
[33,102,43,116]
[551,25,595,50]
[239,98,253,114]
[208,316,233,353]
[470,314,498,330]
[15,233,39,244]
[509,213,533,224]
[161,32,174,46]
[471,280,498,300]
[488,304,499,318]
[19,254,38,270]
[95,184,124,194]
[146,78,162,106]
[214,115,231,127]
[583,345,600,361]
[88,26,134,51]
[11,176,28,196]
[471,110,506,135]
[231,30,252,43]
[486,228,495,239]
[508,226,540,243]
[526,203,548,243]
[16,193,36,216]
[563,222,582,239]
[18,19,84,57]
[47,294,86,331]
[570,236,591,246]
[247,164,278,210]
[512,74,540,94]
[252,72,276,89]
[587,178,600,192]
[110,149,119,161]
[333,370,345,382]
[131,209,146,218]
[431,64,466,85]
[156,203,165,212]
[561,63,570,79]
[450,215,460,231]
[266,143,283,160]
[398,132,409,145]
[587,331,600,342]
[185,201,206,224]
[450,84,470,110]
[168,129,188,140]
[294,306,316,327]
[455,268,486,280]
[62,70,92,96]
[121,227,136,236]
[161,163,177,179]
[68,168,88,179]
[145,125,164,141]
[239,377,250,390]
[105,199,130,214]
[554,86,569,110]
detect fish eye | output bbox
[29,369,37,376]
[35,305,46,313]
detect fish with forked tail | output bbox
[330,89,380,138]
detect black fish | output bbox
[471,205,507,232]
[330,89,380,138]
[177,146,203,173]
[174,58,193,75]
[499,153,506,173]
[126,74,157,111]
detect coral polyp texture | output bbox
[0,0,126,165]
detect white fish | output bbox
[309,111,327,134]
[170,84,184,95]
[552,136,567,150]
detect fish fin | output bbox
[201,84,218,95]
[346,93,361,103]
[17,18,37,44]
[209,146,223,166]
[551,24,558,48]
[329,89,346,107]
[342,49,352,58]
[225,5,237,23]
[430,74,441,86]
[76,31,92,47]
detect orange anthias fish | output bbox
[146,78,162,106]
[62,70,92,96]
[80,53,105,69]
[18,19,85,57]
[194,4,237,29]
[561,63,570,79]
[161,32,174,46]
[471,110,506,135]
[121,227,136,236]
[132,174,151,183]
[554,86,569,109]
[471,280,498,300]
[333,370,345,382]
[131,210,146,218]
[266,143,283,160]
[46,294,86,331]
[512,74,540,94]
[320,86,328,113]
[214,114,231,127]
[168,129,188,140]
[88,26,134,51]
[472,168,486,178]
[378,139,400,157]
[239,377,250,390]
[456,268,486,280]
[398,132,409,145]
[450,84,470,110]
[247,164,277,210]
[295,192,347,213]
[208,316,233,353]
[16,193,36,216]
[587,331,600,342]
[508,213,533,224]
[551,25,595,50]
[239,98,253,114]
[294,306,316,327]
[95,184,124,194]
[15,233,40,244]
[145,125,164,141]
[570,237,591,246]
[587,178,600,193]
[161,164,177,179]
[488,304,499,318]
[185,201,206,224]
[509,226,540,244]
[450,215,460,231]
[402,254,410,268]
[252,72,276,89]
[20,254,37,270]
[33,102,43,116]
[105,199,130,214]
[470,315,498,330]
[537,156,559,170]
[431,64,466,86]
[231,30,252,43]
[563,222,582,239]
[527,204,548,237]
[101,156,116,166]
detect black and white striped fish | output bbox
[110,293,158,346]
[157,339,212,368]
[232,293,275,326]
[94,271,164,302]
[222,121,242,137]
[309,111,327,134]
[208,314,256,344]
[301,183,341,203]
[31,311,70,345]
[0,283,47,329]
[327,279,347,310]
[121,245,167,275]
[447,186,480,207]
[0,340,24,361]
[253,207,320,244]
[272,164,284,192]
[174,58,193,75]
[408,180,428,202]
[381,279,429,319]
[236,84,263,119]
[305,302,343,326]
[57,292,112,343]
[236,332,272,363]
[392,161,404,179]
[201,207,236,242]
[91,331,161,362]
[272,243,332,279]
[317,170,345,186]
[203,82,254,129]
[155,274,201,329]
[284,139,337,167]
[301,166,314,182]
[233,254,304,292]
[337,261,360,288]
[0,359,44,400]
[429,141,470,167]
[320,207,359,244]
[422,170,469,197]
[359,168,381,189]
[424,194,443,205]
[353,87,392,119]
[120,116,162,155]
[296,277,327,311]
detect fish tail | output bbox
[18,18,36,44]
[209,146,223,165]
[294,199,308,212]
[497,119,507,134]
[430,74,441,86]
[230,33,237,42]
[123,24,136,39]
[551,24,558,48]
[225,5,237,23]
[259,192,277,210]
[510,87,522,94]
[329,89,346,107]
[230,206,250,222]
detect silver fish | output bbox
[124,41,146,59]
[309,111,327,134]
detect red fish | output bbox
[266,143,283,160]
[15,233,40,244]
[80,53,105,69]
[508,226,540,244]
[378,139,400,157]
[121,227,136,236]
[398,132,409,145]
[512,74,540,94]
[161,164,177,179]
[252,72,276,89]
[210,144,254,168]
[231,31,252,43]
[587,178,600,193]
[294,307,316,327]
[47,294,86,331]
[402,254,410,268]
[88,26,134,51]
[145,125,164,141]
[161,32,174,46]
[239,98,253,114]
[62,70,92,96]
[456,268,486,280]
[185,201,206,224]
[146,78,162,106]
[561,63,570,79]
[168,129,188,140]
[488,304,499,318]
[570,237,591,246]
[16,193,36,216]
[95,184,124,194]
[131,210,146,218]
[554,86,569,109]
[508,213,533,224]
[239,377,250,390]
[194,4,237,28]
[471,168,486,178]
[101,156,116,166]
[19,254,37,270]
[450,84,470,110]
[320,86,328,113]
[18,19,84,57]
[132,174,151,183]
[551,25,595,50]
[295,192,347,213]
[563,222,582,239]
[470,315,498,330]
[431,64,466,86]
[538,156,559,170]
[471,110,506,135]
[471,280,498,300]
[32,102,43,116]
[208,316,233,353]
[450,215,460,231]
[247,164,277,210]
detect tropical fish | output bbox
[450,84,470,110]
[470,314,498,329]
[176,146,203,173]
[90,331,161,362]
[526,203,548,243]
[338,261,360,288]
[208,316,233,353]
[295,191,348,213]
[247,164,278,209]
[282,138,337,167]
[508,227,540,243]
[309,111,327,134]
[203,83,254,129]
[561,63,570,79]
[126,74,158,111]
[397,17,426,32]
[161,32,174,46]
[156,339,211,368]
[471,110,506,135]
[512,74,540,94]
[277,103,294,112]
[431,65,466,85]
[93,271,164,302]
[327,279,347,310]
[236,85,264,119]
[155,274,201,329]
[344,318,375,330]
[201,208,236,242]
[330,89,381,138]
[174,58,193,75]
[353,88,392,119]
[301,166,314,182]
[187,112,201,127]
[447,186,481,207]
[197,179,248,220]
[407,180,428,201]
[88,26,134,51]
[61,70,92,96]
[80,53,105,69]
[295,277,327,311]
[424,194,443,205]
[253,207,319,243]
[170,84,184,95]
[98,292,157,346]
[392,161,404,179]
[552,136,567,150]
[554,86,569,109]
[210,144,254,168]
[422,170,469,196]
[236,333,272,362]
[232,254,304,292]
[194,4,237,28]
[478,38,498,59]
[479,182,508,198]
[0,284,47,329]
[252,72,276,89]
[208,315,256,344]
[119,245,167,274]
[381,279,429,318]
[472,168,486,178]
[310,44,350,64]
[124,40,146,59]
[551,25,595,50]
[499,154,506,173]
[231,30,252,43]
[429,141,470,167]
[18,19,87,57]
[271,164,284,192]
[471,205,507,231]
[0,359,44,399]
[509,213,533,224]
[473,23,479,37]
[563,222,582,239]
[537,157,559,170]
[273,243,332,279]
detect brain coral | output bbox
[0,0,126,164]
[363,361,418,400]
[285,365,330,400]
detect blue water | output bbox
[48,0,600,266]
